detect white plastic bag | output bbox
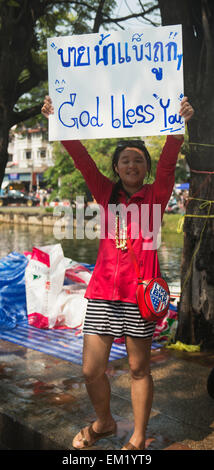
[55,287,87,329]
[25,244,66,328]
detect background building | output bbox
[2,125,53,192]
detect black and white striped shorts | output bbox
[83,299,156,339]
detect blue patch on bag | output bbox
[150,282,169,313]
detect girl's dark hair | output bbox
[109,140,152,204]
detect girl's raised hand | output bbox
[41,96,54,118]
[179,96,194,123]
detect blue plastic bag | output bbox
[0,252,28,329]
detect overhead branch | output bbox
[43,0,103,13]
[9,104,43,128]
[44,0,159,28]
[101,5,159,26]
[137,0,160,26]
[93,0,106,33]
[14,57,48,102]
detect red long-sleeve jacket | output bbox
[62,135,183,303]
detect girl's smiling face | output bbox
[114,147,148,196]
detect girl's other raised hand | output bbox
[41,96,54,118]
[179,96,194,123]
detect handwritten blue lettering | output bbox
[58,47,76,67]
[99,33,111,45]
[94,43,116,66]
[118,42,131,63]
[55,79,66,93]
[177,53,183,71]
[55,38,182,69]
[111,96,121,128]
[76,46,90,66]
[151,67,163,80]
[51,42,58,51]
[145,42,152,61]
[136,105,144,122]
[153,42,164,62]
[58,94,103,129]
[160,98,170,128]
[132,44,143,61]
[153,93,160,101]
[132,33,144,42]
[111,95,155,129]
[165,42,177,61]
[144,105,155,123]
[57,46,90,67]
[159,98,184,132]
[122,95,134,128]
[94,42,132,66]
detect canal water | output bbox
[0,222,183,285]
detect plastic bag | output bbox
[0,252,28,329]
[25,244,66,328]
[55,287,87,329]
[153,303,178,343]
[64,260,92,285]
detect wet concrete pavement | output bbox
[0,337,214,451]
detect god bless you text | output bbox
[58,93,184,133]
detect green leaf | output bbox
[7,0,20,7]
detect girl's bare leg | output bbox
[123,336,153,450]
[72,334,116,448]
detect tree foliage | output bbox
[44,141,88,200]
[0,0,159,187]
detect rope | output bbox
[177,198,214,233]
[189,142,214,148]
[177,198,214,293]
[185,141,214,174]
[190,168,214,175]
[174,141,214,297]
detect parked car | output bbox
[0,190,40,207]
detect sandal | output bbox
[72,422,117,449]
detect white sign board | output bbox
[48,25,184,141]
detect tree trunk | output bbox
[177,172,214,349]
[158,0,214,348]
[0,104,10,186]
[0,2,46,187]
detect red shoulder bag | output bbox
[126,238,170,322]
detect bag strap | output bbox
[126,237,142,280]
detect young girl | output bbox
[42,96,193,450]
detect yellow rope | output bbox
[177,198,214,234]
[188,197,214,207]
